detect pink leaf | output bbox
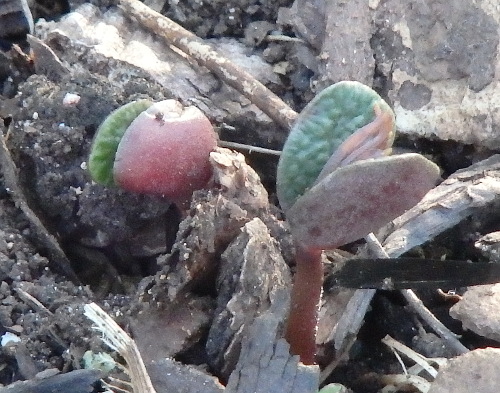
[287,153,440,251]
[113,100,217,201]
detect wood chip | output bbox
[207,218,291,378]
[226,313,319,393]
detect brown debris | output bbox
[143,148,271,303]
[206,217,291,378]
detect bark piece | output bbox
[316,0,375,89]
[131,294,214,364]
[206,218,291,378]
[26,35,69,81]
[280,0,375,89]
[147,358,224,393]
[210,148,269,213]
[226,312,319,393]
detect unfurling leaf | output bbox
[277,81,395,211]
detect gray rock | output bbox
[429,348,500,393]
[450,284,500,343]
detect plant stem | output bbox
[285,244,323,365]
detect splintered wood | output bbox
[382,154,500,257]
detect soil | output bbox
[1,1,500,393]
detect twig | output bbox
[218,140,281,156]
[118,0,298,130]
[0,129,79,283]
[265,34,306,43]
[365,233,469,355]
[14,287,53,316]
[381,335,439,378]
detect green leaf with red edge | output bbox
[277,81,395,211]
[89,99,152,186]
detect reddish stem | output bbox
[285,244,323,365]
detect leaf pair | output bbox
[88,99,218,203]
[277,81,440,251]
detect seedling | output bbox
[87,85,440,368]
[88,99,218,205]
[277,81,440,364]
